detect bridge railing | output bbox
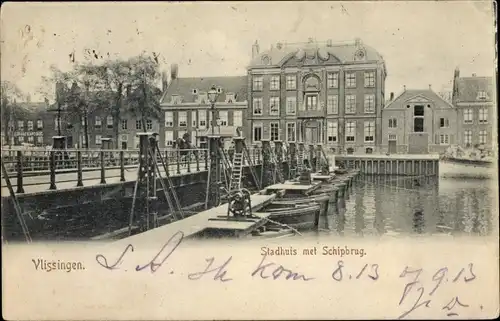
[0,148,209,193]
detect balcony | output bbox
[297,109,325,118]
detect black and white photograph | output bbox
[2,1,498,320]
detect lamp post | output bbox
[207,85,219,135]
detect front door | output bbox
[121,142,127,149]
[388,140,397,153]
[305,127,318,144]
[66,136,73,148]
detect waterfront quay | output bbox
[1,139,450,243]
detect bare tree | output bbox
[1,81,26,147]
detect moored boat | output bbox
[261,202,321,230]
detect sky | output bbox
[1,1,496,102]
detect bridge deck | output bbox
[1,163,202,197]
[112,193,277,245]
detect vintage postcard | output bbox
[1,1,499,320]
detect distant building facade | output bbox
[246,38,387,154]
[452,69,495,150]
[381,87,458,154]
[159,64,248,149]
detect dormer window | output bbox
[216,87,222,94]
[477,91,488,100]
[192,89,198,95]
[225,93,236,104]
[171,95,181,104]
[198,92,208,104]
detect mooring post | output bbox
[49,151,57,190]
[16,151,24,194]
[195,149,200,172]
[274,140,285,183]
[207,135,221,208]
[176,149,181,174]
[186,150,191,173]
[77,150,84,186]
[288,142,297,179]
[204,149,208,171]
[119,151,125,182]
[99,150,106,184]
[261,139,273,188]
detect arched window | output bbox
[347,147,354,155]
[365,147,373,154]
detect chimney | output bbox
[276,42,283,50]
[472,73,476,77]
[162,71,168,92]
[326,39,333,47]
[403,85,406,91]
[429,84,432,90]
[390,92,394,101]
[252,40,260,59]
[171,64,178,80]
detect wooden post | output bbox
[165,150,170,175]
[49,151,56,190]
[120,151,125,182]
[204,149,208,171]
[186,151,191,173]
[100,150,106,184]
[76,150,83,187]
[176,150,181,174]
[16,151,24,194]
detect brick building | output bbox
[452,69,495,150]
[246,38,387,154]
[159,64,248,149]
[381,86,458,154]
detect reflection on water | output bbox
[317,176,495,237]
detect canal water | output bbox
[4,175,496,242]
[317,175,495,237]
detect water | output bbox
[317,175,495,237]
[4,175,496,241]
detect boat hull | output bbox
[439,159,494,179]
[267,204,321,230]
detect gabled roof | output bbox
[249,39,384,68]
[384,89,454,109]
[455,76,494,103]
[160,76,248,105]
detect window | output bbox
[364,94,375,113]
[345,121,356,142]
[478,91,487,100]
[388,134,397,141]
[345,95,356,114]
[219,111,228,126]
[365,147,373,154]
[253,123,262,142]
[479,108,487,123]
[106,116,113,128]
[439,118,449,128]
[233,111,243,127]
[198,93,208,104]
[95,116,102,128]
[346,73,356,88]
[389,118,397,128]
[327,121,338,143]
[27,136,34,143]
[270,76,280,90]
[439,134,449,145]
[17,121,24,130]
[95,135,102,145]
[199,110,207,128]
[165,131,174,147]
[253,76,263,91]
[413,105,424,132]
[120,134,128,141]
[37,120,43,129]
[286,97,296,115]
[178,111,187,127]
[253,98,263,115]
[286,75,296,90]
[346,147,354,155]
[479,130,487,144]
[327,95,338,114]
[225,93,235,104]
[269,97,280,115]
[121,119,128,130]
[306,95,318,110]
[364,120,375,142]
[463,109,473,124]
[286,122,296,142]
[327,73,338,88]
[26,120,33,131]
[191,111,197,127]
[37,136,43,144]
[164,111,173,127]
[135,120,142,130]
[146,119,153,130]
[464,130,472,146]
[270,122,279,141]
[364,71,375,87]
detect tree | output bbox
[1,81,26,146]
